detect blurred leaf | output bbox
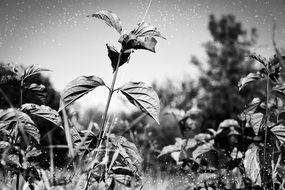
[0,62,23,83]
[249,113,264,135]
[106,43,131,72]
[23,64,50,81]
[88,10,122,34]
[248,53,267,66]
[218,119,240,130]
[0,141,10,149]
[243,144,261,186]
[158,138,186,158]
[21,103,62,127]
[25,83,47,103]
[120,81,160,124]
[192,140,214,159]
[270,124,285,144]
[238,73,262,91]
[272,83,285,98]
[59,76,105,111]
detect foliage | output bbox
[0,10,163,190]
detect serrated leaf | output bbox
[192,140,214,159]
[238,73,262,91]
[244,144,261,186]
[106,43,131,72]
[21,103,62,127]
[88,10,122,34]
[23,64,50,80]
[131,22,166,39]
[270,124,285,144]
[249,113,264,135]
[25,83,47,103]
[272,83,285,98]
[59,76,105,111]
[120,82,160,124]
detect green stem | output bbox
[262,65,270,189]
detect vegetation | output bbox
[1,9,285,190]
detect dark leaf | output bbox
[238,73,262,91]
[88,10,122,34]
[106,44,131,72]
[25,83,47,103]
[270,124,285,144]
[0,62,23,84]
[272,83,285,98]
[120,82,160,124]
[243,144,261,186]
[21,103,62,127]
[248,53,267,66]
[59,76,105,111]
[112,166,134,176]
[23,64,50,80]
[269,66,282,82]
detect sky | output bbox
[0,0,285,111]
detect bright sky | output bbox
[1,0,285,111]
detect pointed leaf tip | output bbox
[120,82,160,124]
[59,76,105,111]
[89,10,122,34]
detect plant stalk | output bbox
[85,48,122,190]
[262,64,270,189]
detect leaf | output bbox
[21,103,62,127]
[192,140,214,160]
[157,138,186,158]
[109,135,142,174]
[218,119,240,130]
[88,10,122,34]
[23,64,50,80]
[0,109,39,143]
[272,83,285,98]
[243,144,261,186]
[22,123,40,143]
[270,124,285,144]
[248,53,267,66]
[106,44,131,72]
[59,76,105,111]
[249,113,264,135]
[0,141,10,149]
[131,22,166,39]
[238,73,262,91]
[120,82,160,124]
[25,83,47,103]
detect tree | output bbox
[194,14,264,131]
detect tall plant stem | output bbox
[99,50,122,141]
[262,65,270,188]
[85,49,122,190]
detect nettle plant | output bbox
[0,10,163,190]
[158,52,285,190]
